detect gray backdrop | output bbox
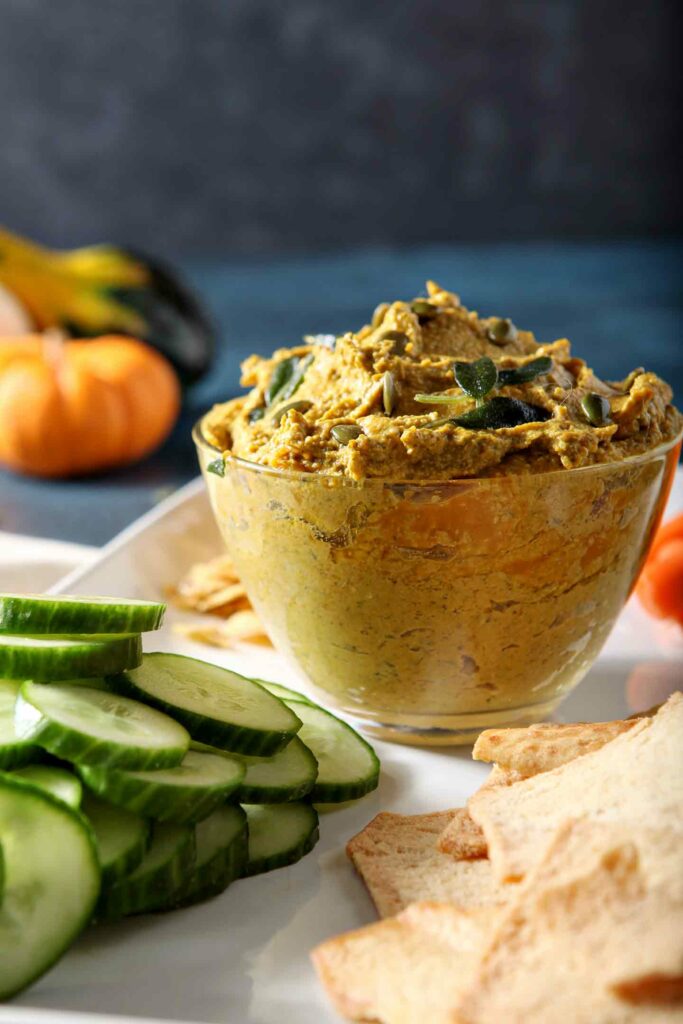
[0,0,679,255]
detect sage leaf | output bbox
[453,357,498,401]
[580,392,611,426]
[266,353,314,406]
[207,457,226,477]
[454,396,551,430]
[497,356,553,386]
[414,392,469,408]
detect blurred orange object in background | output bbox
[636,512,683,628]
[0,333,180,478]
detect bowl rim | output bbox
[192,416,683,487]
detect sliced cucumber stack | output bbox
[0,633,142,681]
[175,804,248,908]
[95,822,195,921]
[78,749,245,824]
[284,701,380,802]
[16,682,190,770]
[242,802,319,877]
[82,793,151,885]
[254,679,318,706]
[237,736,318,803]
[12,764,83,808]
[0,594,165,635]
[0,773,100,1000]
[111,653,301,756]
[0,679,42,769]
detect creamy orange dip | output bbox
[205,282,681,481]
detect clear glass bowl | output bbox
[194,419,681,745]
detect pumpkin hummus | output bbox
[199,283,682,744]
[204,282,681,480]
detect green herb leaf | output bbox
[382,372,398,416]
[453,357,498,401]
[207,457,226,477]
[271,399,313,425]
[411,300,439,321]
[497,356,553,386]
[454,396,552,430]
[580,392,611,427]
[487,318,518,344]
[266,353,314,406]
[331,424,362,445]
[414,391,469,407]
[248,406,266,423]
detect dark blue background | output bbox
[0,0,679,251]
[0,1,680,544]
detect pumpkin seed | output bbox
[382,372,397,416]
[454,397,552,430]
[453,357,498,402]
[271,400,313,425]
[248,406,266,423]
[411,300,439,321]
[497,356,552,386]
[379,329,410,354]
[331,424,362,445]
[580,392,611,427]
[487,318,518,345]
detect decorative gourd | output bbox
[0,333,181,478]
[0,228,213,385]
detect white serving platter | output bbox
[2,474,682,1024]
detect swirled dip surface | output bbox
[205,282,680,480]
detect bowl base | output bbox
[340,697,564,747]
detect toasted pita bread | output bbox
[437,767,521,859]
[453,819,683,1023]
[436,808,488,860]
[472,717,636,775]
[469,692,683,883]
[312,902,494,1024]
[346,811,507,918]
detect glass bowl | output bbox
[194,418,681,745]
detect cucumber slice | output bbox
[0,679,42,769]
[16,682,190,770]
[237,736,318,804]
[242,802,319,876]
[174,804,248,908]
[0,633,142,681]
[255,679,318,706]
[95,821,195,921]
[78,749,245,824]
[111,653,301,756]
[0,594,165,636]
[0,773,100,999]
[82,793,151,885]
[284,701,380,802]
[12,764,82,808]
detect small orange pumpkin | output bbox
[0,333,181,477]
